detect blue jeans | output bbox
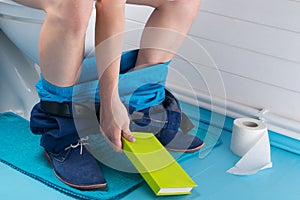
[30,49,170,153]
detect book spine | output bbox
[123,142,160,195]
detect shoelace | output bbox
[65,136,89,155]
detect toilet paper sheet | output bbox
[227,118,272,175]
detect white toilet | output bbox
[0,0,97,119]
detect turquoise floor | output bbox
[1,105,300,199]
[1,127,300,199]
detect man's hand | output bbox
[99,96,135,152]
[94,0,132,152]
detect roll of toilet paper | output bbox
[227,118,272,175]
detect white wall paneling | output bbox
[124,2,300,139]
[2,2,298,138]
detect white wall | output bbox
[1,1,299,138]
[124,0,300,139]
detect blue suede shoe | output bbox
[44,137,107,190]
[156,130,205,152]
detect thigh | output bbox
[12,0,94,16]
[126,0,167,8]
[11,0,46,9]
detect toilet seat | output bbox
[0,0,96,62]
[0,0,45,22]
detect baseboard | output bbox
[167,83,300,141]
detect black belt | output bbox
[40,101,98,118]
[40,100,194,133]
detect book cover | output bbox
[122,132,197,196]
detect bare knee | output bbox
[95,0,126,10]
[45,0,94,36]
[160,0,200,21]
[182,0,201,21]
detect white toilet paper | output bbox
[227,118,272,175]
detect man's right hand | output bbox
[99,96,135,152]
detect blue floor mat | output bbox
[0,112,143,200]
[0,112,205,200]
[1,107,300,199]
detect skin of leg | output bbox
[12,0,200,84]
[93,0,200,151]
[12,0,199,152]
[13,0,94,87]
[11,0,43,9]
[126,0,201,69]
[95,0,135,152]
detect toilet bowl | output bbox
[0,0,145,119]
[0,0,96,63]
[0,0,96,118]
[0,0,45,63]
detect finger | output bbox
[108,133,123,153]
[112,138,123,153]
[99,127,123,152]
[122,129,135,142]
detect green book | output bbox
[122,132,197,196]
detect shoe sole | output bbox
[166,142,205,153]
[44,151,107,190]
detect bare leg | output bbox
[12,0,107,190]
[127,0,200,69]
[12,0,94,87]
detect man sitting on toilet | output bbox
[13,0,203,189]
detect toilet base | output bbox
[0,30,39,119]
